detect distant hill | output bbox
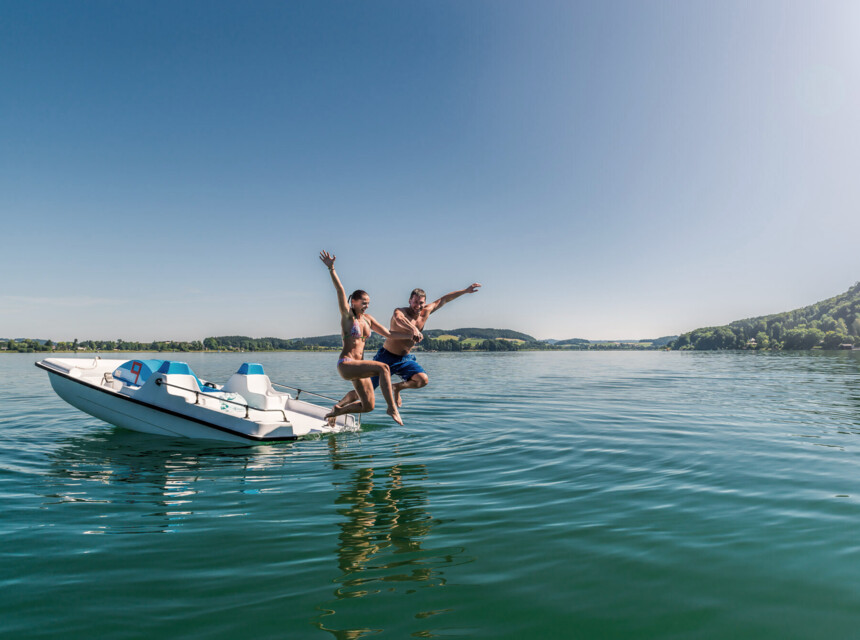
[552,336,677,348]
[291,335,344,348]
[199,328,541,353]
[287,328,538,347]
[649,336,678,348]
[671,282,860,350]
[422,328,538,342]
[2,329,680,354]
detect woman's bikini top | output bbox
[343,315,370,341]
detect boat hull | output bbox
[47,370,256,443]
[37,358,354,443]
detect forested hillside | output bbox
[554,338,591,347]
[423,328,536,341]
[671,282,860,350]
[198,329,542,352]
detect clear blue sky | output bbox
[2,1,858,341]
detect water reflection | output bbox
[43,431,280,534]
[41,430,466,636]
[314,438,457,639]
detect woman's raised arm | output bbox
[320,250,349,315]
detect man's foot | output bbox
[393,388,402,407]
[387,406,404,426]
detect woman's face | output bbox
[351,294,370,314]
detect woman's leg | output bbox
[334,389,359,409]
[327,378,373,417]
[330,360,402,425]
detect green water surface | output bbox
[2,350,860,638]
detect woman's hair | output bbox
[348,290,368,304]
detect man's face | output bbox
[409,295,426,314]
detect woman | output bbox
[320,250,421,425]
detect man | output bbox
[334,283,481,410]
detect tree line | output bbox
[2,334,546,353]
[423,328,537,341]
[670,282,860,351]
[3,332,680,353]
[1,338,207,353]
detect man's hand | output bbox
[429,283,483,315]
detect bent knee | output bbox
[361,398,375,412]
[413,373,429,388]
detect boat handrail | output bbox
[154,377,291,421]
[75,355,102,370]
[269,382,335,403]
[269,383,360,428]
[152,377,356,426]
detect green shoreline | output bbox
[2,344,663,354]
[3,332,675,354]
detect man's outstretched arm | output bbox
[426,283,481,315]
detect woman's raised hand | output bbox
[319,250,335,269]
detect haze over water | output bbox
[2,350,860,638]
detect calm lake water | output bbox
[2,350,860,638]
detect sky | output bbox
[2,0,859,342]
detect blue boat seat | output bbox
[156,361,222,393]
[237,362,266,375]
[114,359,165,387]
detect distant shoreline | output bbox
[1,330,677,355]
[3,345,666,355]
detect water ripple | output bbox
[2,351,860,638]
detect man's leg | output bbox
[393,372,428,407]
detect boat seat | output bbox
[114,359,165,387]
[222,363,291,411]
[156,361,222,393]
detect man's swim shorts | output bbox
[370,347,426,389]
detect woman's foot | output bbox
[387,406,403,426]
[393,388,403,407]
[325,404,345,425]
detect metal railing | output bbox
[152,377,359,427]
[270,382,334,402]
[154,377,289,421]
[270,382,361,428]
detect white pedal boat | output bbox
[36,357,358,443]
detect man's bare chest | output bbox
[403,310,430,331]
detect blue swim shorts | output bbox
[371,348,426,389]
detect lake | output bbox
[2,350,860,638]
